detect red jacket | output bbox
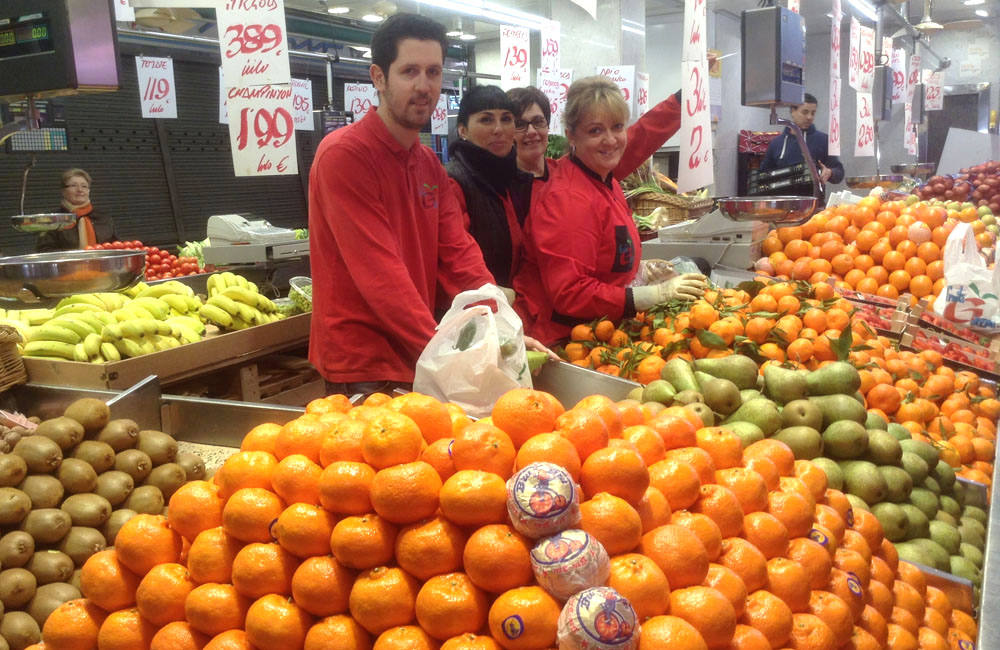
[308,110,495,383]
[513,157,641,345]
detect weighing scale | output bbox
[641,210,768,268]
[204,214,309,266]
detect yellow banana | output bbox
[83,333,103,358]
[73,343,89,362]
[220,272,238,288]
[28,325,81,345]
[100,342,121,362]
[57,294,106,310]
[132,297,169,320]
[22,340,77,360]
[207,295,240,317]
[234,274,249,289]
[101,324,124,341]
[113,338,145,358]
[47,318,94,340]
[161,294,189,313]
[199,304,233,328]
[22,309,55,326]
[221,286,259,307]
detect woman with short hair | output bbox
[37,168,118,252]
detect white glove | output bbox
[632,273,709,311]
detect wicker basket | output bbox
[0,326,26,393]
[629,190,715,224]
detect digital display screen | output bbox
[0,13,54,59]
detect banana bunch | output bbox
[200,272,284,331]
[56,292,130,312]
[21,311,118,362]
[98,318,184,360]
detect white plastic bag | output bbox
[932,222,1000,331]
[413,284,531,418]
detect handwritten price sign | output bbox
[855,92,875,157]
[115,0,134,21]
[682,0,707,62]
[678,59,714,193]
[830,13,841,79]
[291,78,314,131]
[135,56,177,119]
[226,84,298,176]
[891,49,905,103]
[858,26,875,92]
[848,17,860,90]
[829,77,841,156]
[637,72,650,117]
[344,83,378,122]
[540,20,560,75]
[924,70,944,110]
[217,0,290,87]
[596,65,635,116]
[500,26,530,90]
[906,54,921,105]
[904,105,917,154]
[431,94,449,135]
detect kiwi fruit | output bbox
[114,449,152,482]
[20,509,71,545]
[32,417,84,451]
[26,582,81,627]
[11,436,62,474]
[143,463,187,501]
[136,430,178,465]
[0,568,36,609]
[69,568,82,592]
[63,398,110,436]
[96,419,139,452]
[100,509,137,546]
[176,451,206,481]
[60,494,112,528]
[0,610,40,650]
[56,458,98,495]
[70,440,116,474]
[56,527,106,567]
[17,475,64,510]
[0,455,27,488]
[0,532,34,569]
[123,485,164,515]
[24,551,74,585]
[0,488,31,526]
[94,471,134,507]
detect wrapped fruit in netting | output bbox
[531,529,610,600]
[506,461,581,539]
[557,586,640,650]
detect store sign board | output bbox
[924,70,943,111]
[906,54,921,105]
[431,94,448,135]
[890,49,906,103]
[216,0,291,88]
[596,65,635,116]
[226,84,298,176]
[291,78,313,131]
[830,12,841,79]
[540,20,560,75]
[344,83,378,122]
[678,58,714,193]
[855,92,875,157]
[637,72,650,117]
[829,76,841,156]
[858,26,875,92]
[115,0,135,21]
[848,17,860,90]
[500,26,530,90]
[135,56,176,119]
[682,0,707,62]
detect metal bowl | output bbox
[11,213,78,233]
[716,196,817,225]
[0,250,146,301]
[891,163,936,179]
[845,175,908,190]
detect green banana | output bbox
[28,325,81,345]
[100,342,121,362]
[132,297,169,320]
[22,340,77,360]
[199,304,233,328]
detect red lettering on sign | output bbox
[237,107,293,151]
[504,46,528,70]
[292,94,310,112]
[685,66,707,116]
[224,24,283,59]
[227,0,278,10]
[143,77,171,102]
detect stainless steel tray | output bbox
[891,163,936,179]
[845,175,908,190]
[0,250,145,301]
[716,196,817,225]
[11,213,78,233]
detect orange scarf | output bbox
[63,201,97,248]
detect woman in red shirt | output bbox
[513,77,707,345]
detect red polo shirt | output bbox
[308,110,495,383]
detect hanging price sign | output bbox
[682,0,707,62]
[829,77,841,156]
[135,56,177,119]
[904,104,917,154]
[678,59,714,193]
[855,92,875,157]
[500,25,530,90]
[890,49,906,103]
[830,13,842,79]
[431,94,449,135]
[858,26,876,92]
[906,54,921,105]
[788,0,800,13]
[344,83,378,122]
[291,78,313,131]
[848,17,860,90]
[537,71,562,133]
[923,70,943,111]
[833,0,842,21]
[540,20,560,75]
[226,84,298,176]
[219,67,229,124]
[115,0,135,21]
[637,72,650,117]
[216,0,290,88]
[596,65,636,116]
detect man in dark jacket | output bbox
[760,93,845,185]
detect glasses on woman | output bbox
[514,117,549,133]
[65,183,90,190]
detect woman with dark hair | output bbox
[445,85,534,287]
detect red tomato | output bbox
[148,254,162,265]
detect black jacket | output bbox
[36,208,118,252]
[446,140,533,286]
[760,124,845,184]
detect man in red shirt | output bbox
[308,14,496,397]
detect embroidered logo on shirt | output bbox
[612,225,635,272]
[421,183,438,209]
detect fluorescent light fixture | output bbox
[362,13,384,21]
[415,0,547,30]
[446,29,463,36]
[622,25,645,35]
[848,0,878,22]
[826,12,833,17]
[327,5,350,12]
[459,33,477,40]
[964,0,985,5]
[975,8,988,15]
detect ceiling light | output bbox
[826,12,833,17]
[327,5,350,12]
[446,30,463,36]
[459,33,477,40]
[964,0,985,4]
[362,13,384,21]
[975,8,988,15]
[412,0,546,30]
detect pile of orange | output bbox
[855,344,998,488]
[758,196,995,305]
[33,388,978,650]
[564,279,877,383]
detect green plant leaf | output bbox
[697,329,729,350]
[833,327,853,361]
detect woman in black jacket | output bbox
[37,168,118,252]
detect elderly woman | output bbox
[446,85,533,288]
[37,169,118,252]
[513,77,707,345]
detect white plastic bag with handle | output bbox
[414,284,531,417]
[932,222,1000,331]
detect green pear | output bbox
[809,394,866,429]
[923,476,941,497]
[806,361,861,396]
[780,399,823,430]
[694,371,716,388]
[685,403,715,427]
[908,488,939,520]
[672,390,704,406]
[871,502,909,542]
[949,556,982,588]
[864,430,903,466]
[939,495,961,519]
[960,542,984,569]
[843,460,887,504]
[959,516,986,539]
[722,399,781,436]
[627,386,645,402]
[899,439,940,468]
[908,538,950,571]
[878,465,913,503]
[773,426,823,460]
[763,365,809,405]
[661,358,699,393]
[810,457,844,490]
[643,402,666,417]
[900,452,930,485]
[740,389,765,403]
[726,421,765,448]
[845,494,870,512]
[822,421,869,459]
[962,505,988,526]
[900,503,930,540]
[865,411,888,430]
[642,379,677,405]
[932,461,956,494]
[693,355,760,390]
[935,510,957,526]
[928,520,961,556]
[701,377,742,416]
[958,522,985,548]
[886,423,912,441]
